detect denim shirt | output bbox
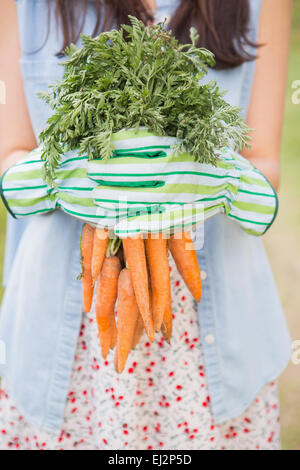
[0,0,291,434]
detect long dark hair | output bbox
[49,0,258,70]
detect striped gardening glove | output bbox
[0,130,278,237]
[87,129,278,238]
[0,147,109,227]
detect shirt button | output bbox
[205,334,215,345]
[201,270,207,281]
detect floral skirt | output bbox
[0,257,281,450]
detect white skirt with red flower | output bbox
[0,256,281,450]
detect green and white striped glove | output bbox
[0,148,108,226]
[87,129,278,237]
[0,129,278,238]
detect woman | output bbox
[0,0,292,450]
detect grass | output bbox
[0,2,300,448]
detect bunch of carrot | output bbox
[80,225,202,374]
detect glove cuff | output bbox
[223,151,278,236]
[0,169,17,219]
[0,150,56,219]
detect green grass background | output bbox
[0,1,299,449]
[263,0,300,450]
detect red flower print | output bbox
[0,280,281,451]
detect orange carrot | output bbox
[116,245,125,268]
[116,268,139,373]
[81,224,95,313]
[145,233,170,332]
[131,312,144,350]
[114,348,119,373]
[122,236,154,342]
[168,232,202,302]
[110,310,118,350]
[91,228,109,282]
[161,284,172,344]
[95,256,121,359]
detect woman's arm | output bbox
[0,0,37,176]
[242,0,292,190]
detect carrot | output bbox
[161,284,172,344]
[95,256,121,359]
[168,232,202,302]
[116,244,125,268]
[116,268,139,373]
[110,310,118,350]
[91,228,109,283]
[81,224,95,313]
[114,348,119,373]
[145,233,170,332]
[131,312,144,350]
[122,236,154,342]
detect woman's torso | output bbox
[0,0,291,433]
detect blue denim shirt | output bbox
[0,0,291,434]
